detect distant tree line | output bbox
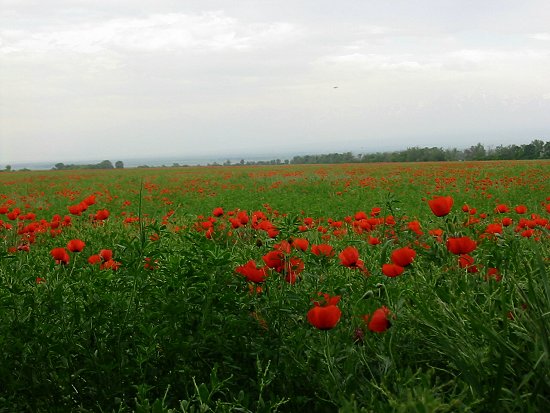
[4,140,547,172]
[289,139,550,164]
[204,139,550,167]
[52,160,124,170]
[207,159,290,167]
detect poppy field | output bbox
[1,160,549,412]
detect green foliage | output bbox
[289,139,550,164]
[0,161,549,411]
[53,160,115,170]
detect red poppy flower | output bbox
[352,219,372,233]
[283,257,305,284]
[262,250,284,272]
[339,246,362,268]
[94,209,110,221]
[235,260,268,283]
[446,236,477,255]
[229,218,241,228]
[485,223,503,235]
[266,228,279,238]
[485,267,502,282]
[382,263,405,277]
[330,220,343,229]
[68,204,83,216]
[428,196,454,217]
[495,204,509,213]
[199,220,213,231]
[67,239,85,252]
[62,215,72,226]
[101,259,121,271]
[212,207,224,217]
[311,243,335,257]
[50,247,70,265]
[99,249,113,261]
[237,211,249,225]
[515,205,527,214]
[368,236,381,245]
[303,217,315,227]
[83,195,96,206]
[501,217,513,226]
[408,220,423,236]
[429,228,443,242]
[204,227,214,239]
[458,254,478,273]
[88,254,101,265]
[307,293,342,330]
[390,247,416,267]
[273,240,291,253]
[292,238,309,252]
[317,225,328,234]
[363,306,392,333]
[370,207,381,216]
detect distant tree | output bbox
[493,145,515,160]
[529,139,544,158]
[115,160,124,169]
[54,163,65,170]
[445,148,462,161]
[97,160,114,169]
[464,143,486,161]
[519,143,536,159]
[4,165,11,172]
[509,145,522,159]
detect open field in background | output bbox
[1,160,549,412]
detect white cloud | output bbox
[319,47,550,75]
[320,52,441,72]
[0,11,301,56]
[529,32,550,41]
[447,48,549,63]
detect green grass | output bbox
[1,161,549,412]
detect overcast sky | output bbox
[1,0,550,165]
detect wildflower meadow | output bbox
[1,160,549,412]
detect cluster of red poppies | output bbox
[48,240,122,274]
